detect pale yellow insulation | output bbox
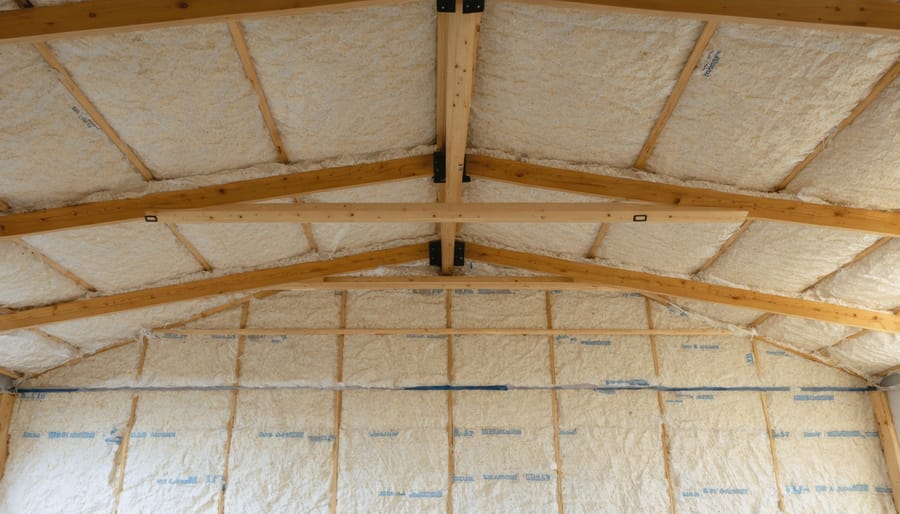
[47,25,277,177]
[828,332,900,376]
[787,78,900,209]
[469,2,703,167]
[240,0,435,161]
[0,44,142,210]
[648,23,900,190]
[0,240,85,308]
[0,331,75,374]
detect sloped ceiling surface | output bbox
[0,0,898,384]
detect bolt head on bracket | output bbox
[432,151,471,184]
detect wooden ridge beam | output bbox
[145,202,747,224]
[0,0,398,44]
[467,155,900,237]
[467,243,900,333]
[438,1,481,274]
[511,0,900,34]
[0,243,427,332]
[0,155,431,239]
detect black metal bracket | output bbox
[429,240,465,267]
[436,0,484,14]
[144,215,158,222]
[462,0,484,13]
[436,0,455,12]
[433,151,471,184]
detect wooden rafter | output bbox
[165,224,213,272]
[0,155,431,239]
[2,0,899,45]
[467,243,900,333]
[0,198,9,212]
[145,202,747,224]
[694,220,752,274]
[438,1,481,273]
[0,394,15,481]
[0,243,427,332]
[633,20,718,169]
[467,155,900,237]
[775,61,900,191]
[34,42,154,181]
[11,237,97,292]
[586,224,611,258]
[228,20,289,164]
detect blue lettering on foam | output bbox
[681,491,700,498]
[876,486,893,494]
[866,431,880,438]
[559,429,577,436]
[604,379,649,387]
[827,430,863,438]
[151,432,176,438]
[161,333,187,340]
[453,475,474,483]
[131,431,147,439]
[766,350,788,357]
[308,434,335,443]
[803,432,821,438]
[20,392,46,401]
[276,431,304,438]
[409,490,443,498]
[837,484,869,493]
[48,431,67,439]
[794,395,834,402]
[454,428,474,438]
[368,431,399,438]
[481,428,522,436]
[258,431,273,438]
[785,484,810,495]
[695,394,715,400]
[701,487,749,495]
[69,431,95,439]
[581,340,611,346]
[378,490,406,497]
[525,474,552,482]
[483,474,518,481]
[745,353,754,365]
[23,432,40,439]
[772,430,789,439]
[211,334,237,340]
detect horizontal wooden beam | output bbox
[3,0,897,46]
[0,155,431,239]
[156,327,734,336]
[514,0,900,34]
[0,243,427,332]
[467,155,900,237]
[279,275,627,291]
[146,203,747,224]
[467,243,900,333]
[0,0,396,44]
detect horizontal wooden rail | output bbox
[156,327,735,336]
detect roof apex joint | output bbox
[429,240,465,268]
[433,151,470,184]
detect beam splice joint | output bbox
[430,240,465,268]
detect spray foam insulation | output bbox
[224,390,333,513]
[174,220,312,271]
[757,315,859,353]
[46,25,277,178]
[469,2,702,167]
[668,297,764,326]
[305,178,437,255]
[558,390,668,512]
[647,23,900,190]
[702,221,881,294]
[766,391,894,513]
[347,289,446,329]
[0,391,133,514]
[451,289,546,328]
[787,77,900,210]
[0,44,143,211]
[664,391,780,512]
[0,331,75,374]
[23,221,203,293]
[23,341,142,390]
[651,302,758,387]
[0,240,85,308]
[813,238,900,310]
[140,334,237,388]
[339,390,447,513]
[39,294,243,353]
[596,221,743,274]
[460,180,605,258]
[118,391,231,513]
[551,292,655,386]
[755,340,866,389]
[344,334,447,388]
[240,0,435,162]
[828,332,900,376]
